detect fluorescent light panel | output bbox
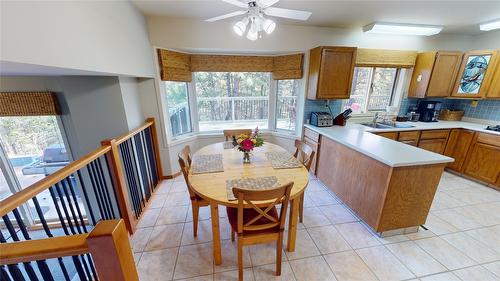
[363,22,443,36]
[480,19,500,31]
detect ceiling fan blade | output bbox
[205,10,247,22]
[222,0,248,8]
[263,7,312,20]
[259,0,280,8]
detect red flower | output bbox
[240,139,254,151]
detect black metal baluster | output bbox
[121,141,142,217]
[90,161,113,219]
[127,139,145,207]
[76,170,97,225]
[119,143,140,218]
[60,179,82,234]
[70,256,86,281]
[78,255,92,281]
[48,187,70,236]
[10,209,40,281]
[95,158,116,218]
[0,231,26,281]
[103,155,122,218]
[140,131,154,195]
[31,197,71,281]
[0,265,13,281]
[134,134,150,202]
[53,183,76,235]
[86,165,107,221]
[66,176,88,233]
[145,127,158,186]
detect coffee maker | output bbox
[417,101,442,122]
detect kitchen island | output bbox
[304,123,455,235]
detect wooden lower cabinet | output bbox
[443,129,475,172]
[418,138,448,154]
[462,133,500,186]
[376,132,398,140]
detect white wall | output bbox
[119,77,145,130]
[471,30,500,50]
[0,1,155,78]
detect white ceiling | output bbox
[132,0,500,35]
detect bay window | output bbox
[164,81,192,137]
[276,79,300,131]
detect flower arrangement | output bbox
[234,128,264,163]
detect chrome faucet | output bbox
[372,112,379,125]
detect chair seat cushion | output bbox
[226,206,279,233]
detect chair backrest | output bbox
[223,129,252,141]
[232,182,293,234]
[178,145,196,199]
[293,140,315,171]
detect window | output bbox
[346,67,400,114]
[194,72,270,131]
[276,79,300,131]
[164,81,192,137]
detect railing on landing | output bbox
[0,117,163,281]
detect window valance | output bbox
[157,49,304,82]
[356,49,418,68]
[0,92,60,116]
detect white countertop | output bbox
[304,120,498,167]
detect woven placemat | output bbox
[223,141,235,149]
[226,176,280,201]
[191,154,224,174]
[266,152,302,169]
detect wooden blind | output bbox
[190,55,274,72]
[157,48,305,81]
[0,92,60,116]
[356,49,418,68]
[273,54,304,80]
[157,49,192,82]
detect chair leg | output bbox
[192,202,199,237]
[276,232,283,276]
[231,229,235,241]
[237,238,244,281]
[299,193,305,223]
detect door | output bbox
[452,50,498,98]
[443,129,474,172]
[427,51,462,97]
[418,138,447,154]
[463,142,500,184]
[317,47,357,99]
[0,115,77,224]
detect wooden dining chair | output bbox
[226,182,294,281]
[223,129,252,141]
[178,145,209,237]
[293,139,315,223]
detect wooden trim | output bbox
[0,92,60,116]
[87,220,140,281]
[190,54,274,72]
[0,146,110,216]
[356,48,418,68]
[0,234,88,265]
[101,140,137,234]
[147,117,164,180]
[114,120,154,145]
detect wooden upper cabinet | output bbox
[443,129,475,172]
[451,49,499,99]
[307,46,357,100]
[408,51,462,98]
[486,52,500,98]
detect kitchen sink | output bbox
[361,122,415,129]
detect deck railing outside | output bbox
[0,118,163,281]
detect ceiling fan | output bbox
[205,0,312,40]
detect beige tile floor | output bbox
[131,172,500,281]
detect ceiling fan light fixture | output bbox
[247,21,259,40]
[233,18,248,36]
[262,18,276,34]
[363,22,443,36]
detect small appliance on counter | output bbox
[310,112,333,127]
[486,125,500,132]
[416,101,442,122]
[333,109,352,126]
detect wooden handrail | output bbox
[0,145,111,217]
[0,234,88,265]
[114,120,154,145]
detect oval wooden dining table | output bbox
[188,142,309,265]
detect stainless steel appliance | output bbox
[310,112,333,127]
[417,101,442,122]
[486,125,500,132]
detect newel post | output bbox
[101,139,136,234]
[146,117,164,180]
[87,220,139,281]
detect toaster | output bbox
[310,112,333,127]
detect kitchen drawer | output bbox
[400,140,418,146]
[477,132,500,147]
[304,128,320,143]
[398,131,420,141]
[420,129,450,140]
[304,136,319,149]
[376,132,398,140]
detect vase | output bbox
[243,151,251,164]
